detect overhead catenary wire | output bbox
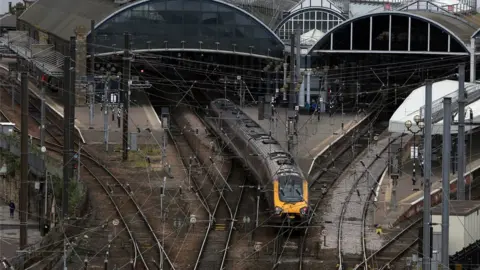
[0,46,476,268]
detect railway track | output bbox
[355,181,480,270]
[294,105,388,270]
[355,218,422,269]
[0,89,175,268]
[42,142,174,269]
[201,161,246,269]
[0,70,67,145]
[337,132,402,268]
[168,110,247,269]
[271,110,384,269]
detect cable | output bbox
[3,42,476,268]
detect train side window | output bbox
[261,139,278,144]
[269,151,291,159]
[276,159,293,165]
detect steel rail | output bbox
[191,154,233,270]
[80,159,148,268]
[0,108,174,269]
[192,103,249,270]
[82,153,175,269]
[32,142,175,269]
[348,134,401,270]
[338,167,367,269]
[195,179,232,270]
[298,106,385,270]
[379,238,420,270]
[219,172,246,270]
[23,141,148,268]
[165,120,212,217]
[167,113,234,270]
[354,218,422,269]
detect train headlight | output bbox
[274,207,283,215]
[300,207,308,216]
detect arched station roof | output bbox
[308,11,473,55]
[89,0,285,58]
[274,7,346,42]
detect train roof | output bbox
[211,99,303,178]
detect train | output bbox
[206,99,309,225]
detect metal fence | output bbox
[419,83,480,123]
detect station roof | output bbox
[288,0,341,13]
[409,11,478,43]
[432,200,480,216]
[388,79,480,135]
[19,0,117,41]
[0,13,16,28]
[349,3,384,17]
[19,0,299,41]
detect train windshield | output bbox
[278,175,304,203]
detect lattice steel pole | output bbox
[122,32,131,161]
[422,79,433,270]
[441,97,452,270]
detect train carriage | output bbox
[207,99,309,225]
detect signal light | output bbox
[140,69,144,73]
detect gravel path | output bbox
[319,135,394,253]
[341,136,397,255]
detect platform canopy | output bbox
[389,80,480,135]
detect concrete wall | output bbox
[0,168,44,220]
[464,210,480,250]
[432,214,466,255]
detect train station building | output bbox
[3,0,480,267]
[1,0,480,108]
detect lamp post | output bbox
[41,146,47,236]
[405,115,425,186]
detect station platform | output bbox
[0,203,41,260]
[241,106,364,176]
[0,62,163,145]
[374,132,480,228]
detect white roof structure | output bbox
[300,29,325,46]
[349,3,384,17]
[289,0,341,13]
[289,0,463,19]
[389,80,480,135]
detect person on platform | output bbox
[9,200,15,218]
[311,101,317,114]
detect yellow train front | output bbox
[271,175,309,225]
